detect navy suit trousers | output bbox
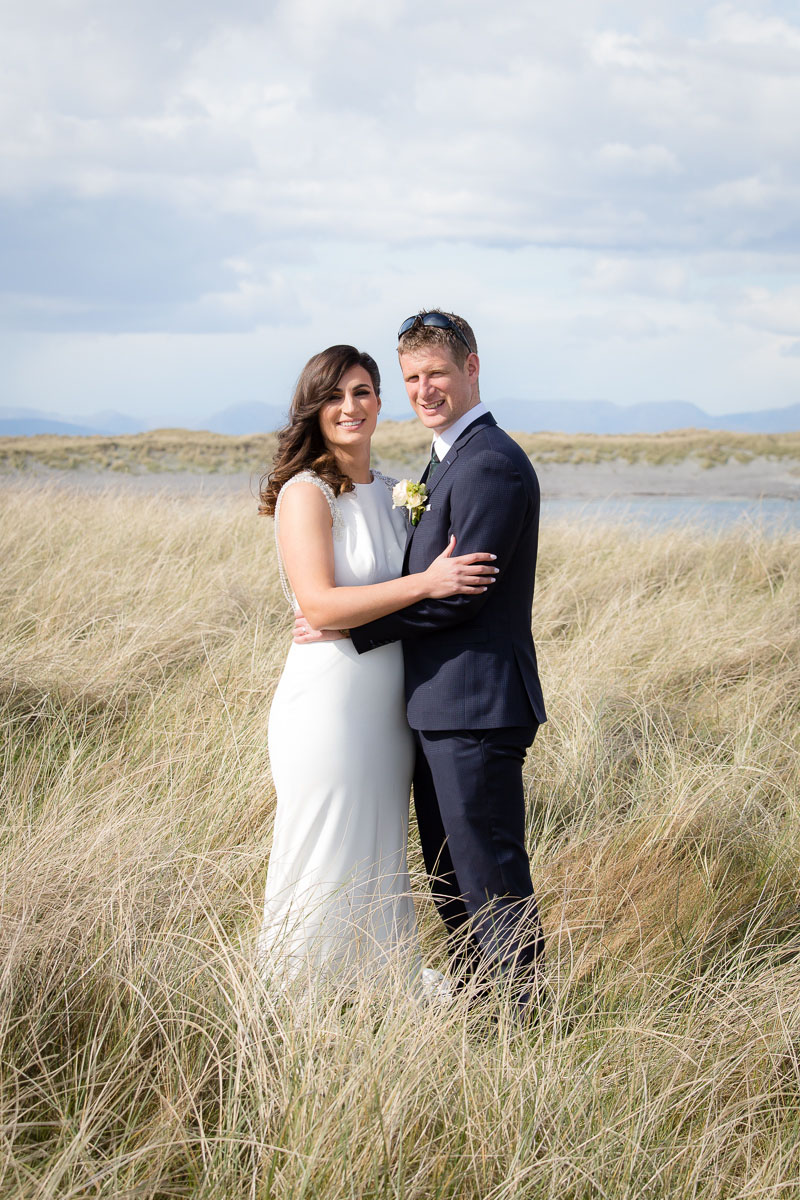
[412,722,544,1004]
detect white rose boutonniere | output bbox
[392,479,428,526]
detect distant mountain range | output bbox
[0,403,290,438]
[202,402,289,435]
[0,407,144,437]
[2,399,798,438]
[489,398,800,435]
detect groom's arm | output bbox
[350,449,532,654]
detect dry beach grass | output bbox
[2,425,800,476]
[1,479,799,1197]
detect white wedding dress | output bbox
[257,470,421,988]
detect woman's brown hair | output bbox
[258,345,381,517]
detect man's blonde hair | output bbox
[397,309,478,369]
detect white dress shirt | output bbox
[432,400,489,463]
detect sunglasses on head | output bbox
[397,312,474,354]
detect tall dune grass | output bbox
[1,480,799,1197]
[3,424,800,475]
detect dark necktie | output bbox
[427,444,440,480]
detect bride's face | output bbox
[318,365,381,456]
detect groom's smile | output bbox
[399,345,480,433]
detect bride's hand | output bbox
[293,611,347,644]
[422,536,498,598]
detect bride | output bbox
[256,345,497,989]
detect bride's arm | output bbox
[277,482,496,631]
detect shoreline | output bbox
[1,454,798,502]
[533,455,800,501]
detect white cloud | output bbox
[177,272,307,333]
[589,30,662,72]
[699,175,776,209]
[1,0,800,417]
[731,285,800,336]
[3,1,800,251]
[707,4,800,54]
[583,257,689,296]
[595,142,682,175]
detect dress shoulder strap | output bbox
[273,471,344,608]
[371,469,398,493]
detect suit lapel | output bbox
[422,410,496,503]
[403,412,497,562]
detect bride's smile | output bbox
[319,365,381,459]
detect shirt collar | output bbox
[432,401,488,461]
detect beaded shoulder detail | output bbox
[273,471,344,608]
[372,469,398,493]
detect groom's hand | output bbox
[292,611,347,644]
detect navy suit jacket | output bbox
[350,413,546,731]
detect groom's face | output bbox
[399,344,480,434]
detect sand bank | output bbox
[533,455,800,501]
[0,454,798,502]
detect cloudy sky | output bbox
[2,0,799,424]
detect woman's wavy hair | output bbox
[258,345,381,517]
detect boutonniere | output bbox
[392,479,428,526]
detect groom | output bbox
[356,310,547,1014]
